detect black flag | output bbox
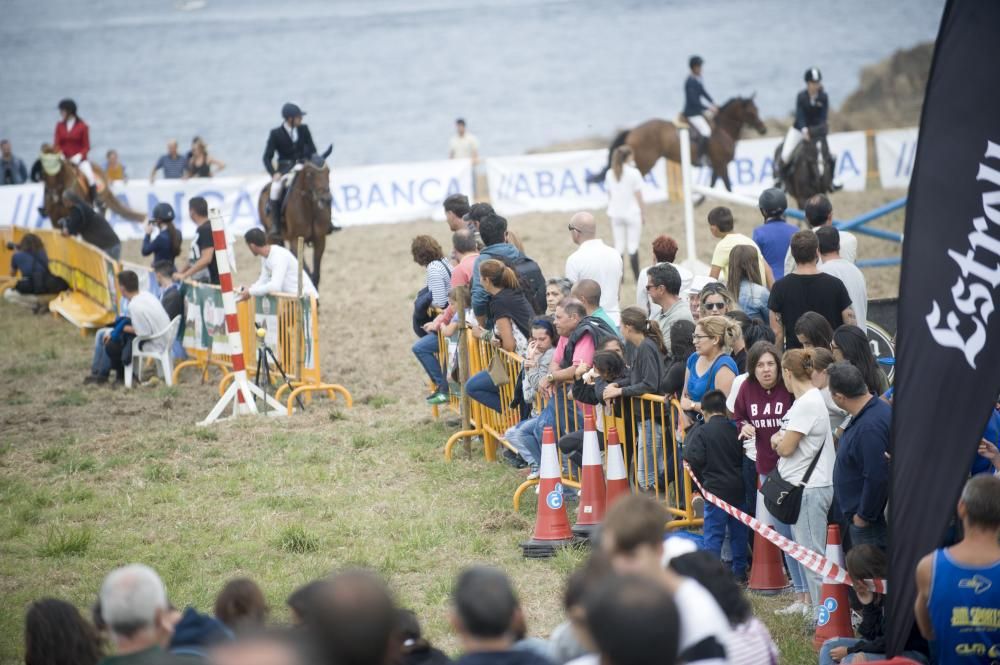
[888,0,1000,655]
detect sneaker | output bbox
[774,601,807,616]
[526,469,539,480]
[425,392,448,405]
[691,495,705,518]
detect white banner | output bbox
[0,158,473,239]
[689,130,869,197]
[486,149,668,217]
[875,128,918,189]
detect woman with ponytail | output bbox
[601,306,668,490]
[771,348,836,613]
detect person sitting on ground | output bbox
[768,230,854,350]
[465,260,535,413]
[668,551,780,665]
[915,475,1000,665]
[58,191,121,260]
[98,564,179,665]
[794,311,835,350]
[819,545,928,664]
[600,495,731,664]
[397,608,453,665]
[565,211,623,324]
[214,578,269,635]
[504,318,557,477]
[647,263,694,353]
[680,315,740,420]
[707,206,772,288]
[444,194,472,233]
[174,197,218,285]
[726,245,770,322]
[546,278,573,316]
[236,229,319,302]
[4,232,64,310]
[818,226,868,332]
[662,320,696,396]
[470,213,526,327]
[104,149,126,182]
[450,566,552,665]
[782,194,857,276]
[604,145,646,281]
[547,554,612,665]
[571,279,619,336]
[635,234,693,317]
[828,361,890,551]
[585,573,681,665]
[24,598,104,665]
[102,271,171,387]
[141,203,182,276]
[831,325,888,395]
[752,189,797,280]
[184,136,225,179]
[683,390,750,583]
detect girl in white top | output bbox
[604,145,646,282]
[771,348,836,611]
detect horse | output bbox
[39,148,145,223]
[773,137,835,208]
[589,96,767,193]
[257,158,334,288]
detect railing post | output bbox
[455,285,472,458]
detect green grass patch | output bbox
[38,527,92,557]
[364,394,397,408]
[50,389,89,407]
[277,525,320,553]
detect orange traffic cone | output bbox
[605,426,629,507]
[572,408,607,539]
[813,524,853,649]
[521,425,575,558]
[749,483,789,595]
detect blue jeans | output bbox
[412,333,446,395]
[636,420,663,490]
[760,473,808,594]
[466,370,501,412]
[91,327,112,376]
[505,417,540,469]
[704,502,749,576]
[816,637,931,664]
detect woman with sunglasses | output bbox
[698,282,738,318]
[680,315,741,419]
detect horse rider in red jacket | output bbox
[54,99,98,201]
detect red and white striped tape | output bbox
[682,461,887,592]
[210,210,249,408]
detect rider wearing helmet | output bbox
[682,55,718,166]
[54,99,98,202]
[752,188,798,280]
[777,68,842,190]
[141,202,183,272]
[263,102,318,241]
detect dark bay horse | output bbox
[257,159,333,287]
[590,96,767,192]
[39,149,144,222]
[773,138,835,208]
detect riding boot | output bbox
[88,185,98,208]
[629,252,640,281]
[697,136,710,167]
[327,220,343,234]
[268,201,283,243]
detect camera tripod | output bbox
[253,324,306,412]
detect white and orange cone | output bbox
[749,481,790,594]
[605,425,629,507]
[572,407,607,539]
[521,425,575,558]
[813,524,853,649]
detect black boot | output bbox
[697,136,710,166]
[629,252,640,281]
[268,200,283,243]
[88,184,98,208]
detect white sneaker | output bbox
[774,601,807,616]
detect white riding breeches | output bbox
[780,127,803,164]
[269,164,303,201]
[688,114,711,138]
[611,216,642,255]
[70,153,96,186]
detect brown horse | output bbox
[257,160,333,287]
[39,148,144,222]
[590,96,767,192]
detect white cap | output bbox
[686,274,719,296]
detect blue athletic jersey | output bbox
[928,548,1000,663]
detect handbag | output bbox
[760,442,824,524]
[486,352,510,387]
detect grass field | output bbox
[0,191,904,663]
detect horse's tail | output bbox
[586,129,629,184]
[92,165,146,221]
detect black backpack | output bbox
[503,254,547,315]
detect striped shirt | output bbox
[426,259,451,308]
[723,618,779,665]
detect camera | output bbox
[5,242,17,251]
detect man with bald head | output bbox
[565,211,623,324]
[150,139,186,182]
[571,278,620,335]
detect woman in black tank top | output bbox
[184,136,225,178]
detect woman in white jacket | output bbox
[604,145,646,281]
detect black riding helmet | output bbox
[804,67,822,83]
[758,188,788,217]
[689,55,704,70]
[151,202,175,224]
[58,98,77,116]
[281,102,306,120]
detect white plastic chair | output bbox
[125,316,181,388]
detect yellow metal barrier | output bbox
[172,281,254,385]
[428,327,462,420]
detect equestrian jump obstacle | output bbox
[677,127,904,269]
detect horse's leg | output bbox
[311,233,325,289]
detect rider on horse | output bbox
[683,55,718,166]
[776,68,843,191]
[263,102,318,242]
[54,99,98,203]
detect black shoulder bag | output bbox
[760,441,824,524]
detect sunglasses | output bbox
[567,225,578,232]
[645,283,660,291]
[692,334,712,341]
[703,302,726,311]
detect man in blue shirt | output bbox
[752,188,798,279]
[149,139,187,182]
[828,362,890,550]
[682,55,717,166]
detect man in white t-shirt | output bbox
[602,495,731,665]
[783,194,858,276]
[817,225,867,332]
[564,212,623,324]
[237,229,319,301]
[449,118,479,162]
